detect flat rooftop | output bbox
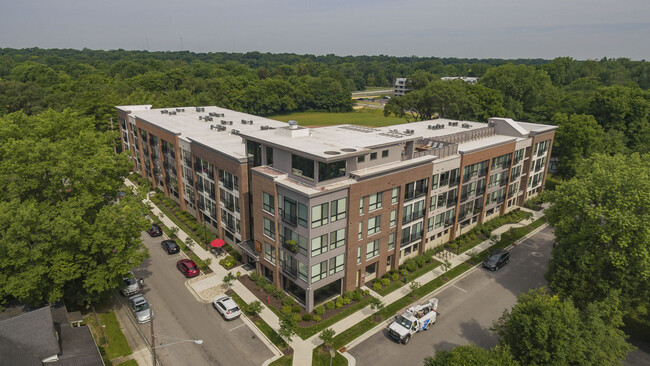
[127,106,288,162]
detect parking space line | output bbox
[521,243,536,249]
[452,284,468,293]
[229,323,246,332]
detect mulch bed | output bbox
[238,274,370,326]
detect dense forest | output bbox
[1,48,649,177]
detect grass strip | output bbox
[228,292,289,350]
[312,347,348,366]
[269,355,293,366]
[86,311,132,360]
[295,296,375,339]
[116,360,139,366]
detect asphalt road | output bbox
[349,225,555,365]
[120,232,273,366]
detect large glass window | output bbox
[390,209,397,227]
[263,192,274,214]
[311,261,327,283]
[367,215,382,236]
[330,198,347,221]
[311,203,329,228]
[330,228,346,249]
[264,242,276,264]
[366,240,379,259]
[263,218,275,239]
[431,174,439,190]
[311,234,328,257]
[318,160,346,181]
[388,233,395,250]
[292,154,314,180]
[282,197,297,225]
[298,262,307,282]
[369,192,382,211]
[391,188,399,204]
[281,226,308,256]
[329,254,345,275]
[247,141,262,167]
[358,222,363,240]
[357,246,361,264]
[298,203,308,227]
[266,146,274,166]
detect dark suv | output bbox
[483,249,510,271]
[161,240,179,254]
[147,223,163,237]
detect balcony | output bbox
[282,240,298,253]
[444,219,455,228]
[473,205,483,215]
[401,231,423,245]
[446,197,457,208]
[402,209,425,225]
[281,210,297,227]
[224,201,235,212]
[282,265,298,279]
[222,180,234,191]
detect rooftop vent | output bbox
[340,148,357,152]
[231,129,240,136]
[170,111,177,115]
[160,110,168,114]
[241,119,247,124]
[288,120,298,130]
[175,108,185,112]
[196,107,205,112]
[461,123,472,129]
[324,151,341,155]
[221,120,228,125]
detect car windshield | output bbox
[187,264,197,270]
[395,316,412,329]
[229,306,240,312]
[487,254,500,263]
[135,302,149,311]
[124,278,136,286]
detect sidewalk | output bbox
[126,178,547,366]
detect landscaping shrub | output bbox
[342,297,351,305]
[250,272,261,282]
[381,278,390,286]
[264,284,275,293]
[391,273,399,281]
[405,259,418,272]
[372,282,382,291]
[302,313,313,321]
[292,305,301,313]
[313,315,321,322]
[282,296,295,307]
[401,269,409,277]
[272,288,285,299]
[281,305,292,315]
[314,305,325,315]
[363,289,370,296]
[292,313,302,323]
[256,278,268,289]
[325,301,335,310]
[335,298,343,309]
[219,255,237,269]
[343,291,353,299]
[381,273,389,279]
[389,269,397,275]
[415,255,427,267]
[350,290,362,302]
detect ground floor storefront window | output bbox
[283,276,306,306]
[313,279,341,306]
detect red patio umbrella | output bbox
[211,239,226,248]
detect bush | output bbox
[314,305,325,315]
[246,301,263,317]
[250,272,261,282]
[281,305,292,315]
[405,258,418,272]
[381,273,389,279]
[335,298,343,309]
[264,284,275,293]
[389,269,397,275]
[363,289,370,296]
[272,287,285,299]
[391,273,399,281]
[372,282,382,291]
[343,291,353,299]
[326,301,335,310]
[302,313,313,321]
[256,278,268,289]
[219,255,237,269]
[282,296,295,307]
[313,315,321,322]
[401,269,409,277]
[342,297,351,305]
[292,305,301,313]
[381,278,390,286]
[292,313,302,323]
[350,290,362,302]
[415,255,427,267]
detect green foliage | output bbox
[381,278,390,286]
[218,255,237,269]
[492,288,633,366]
[409,281,422,293]
[0,110,148,306]
[369,297,385,312]
[314,305,325,316]
[372,282,382,291]
[302,313,313,321]
[281,305,292,315]
[246,301,263,317]
[264,284,276,294]
[425,345,518,366]
[222,272,236,288]
[335,297,343,308]
[278,313,298,342]
[282,296,295,307]
[313,315,321,322]
[291,305,301,313]
[552,113,610,177]
[342,297,351,305]
[391,273,399,282]
[319,328,336,347]
[350,290,363,302]
[545,153,650,314]
[325,301,335,310]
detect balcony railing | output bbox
[401,231,423,245]
[444,219,455,228]
[282,265,298,279]
[402,210,425,224]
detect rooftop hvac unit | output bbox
[221,120,228,125]
[248,120,254,125]
[210,125,216,130]
[209,112,216,117]
[231,129,240,135]
[176,108,184,112]
[170,111,177,115]
[199,116,203,121]
[241,119,247,124]
[229,121,233,125]
[161,110,168,114]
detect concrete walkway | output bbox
[126,179,547,366]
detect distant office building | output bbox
[440,76,480,84]
[394,77,409,96]
[117,105,555,311]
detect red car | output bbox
[176,259,200,278]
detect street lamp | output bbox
[150,305,203,366]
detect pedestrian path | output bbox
[125,178,547,366]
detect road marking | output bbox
[452,284,468,293]
[229,323,246,332]
[522,243,536,249]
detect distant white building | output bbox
[440,76,479,84]
[394,77,408,96]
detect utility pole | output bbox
[150,307,156,366]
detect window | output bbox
[478,160,489,176]
[266,146,274,166]
[329,254,344,275]
[390,209,397,227]
[428,217,435,232]
[292,154,314,180]
[282,197,297,225]
[263,192,274,214]
[370,152,377,160]
[357,246,362,264]
[448,168,460,185]
[435,213,444,229]
[405,178,428,200]
[382,150,389,158]
[367,215,382,236]
[391,188,399,204]
[366,240,379,259]
[281,226,308,256]
[330,198,347,221]
[358,155,365,163]
[430,195,436,211]
[319,160,346,181]
[358,222,363,240]
[263,217,275,239]
[437,191,447,209]
[431,174,439,190]
[298,203,308,227]
[369,192,382,211]
[359,197,364,215]
[311,234,328,257]
[330,228,346,249]
[298,262,307,282]
[388,233,395,250]
[264,242,276,264]
[444,208,456,227]
[513,148,525,164]
[491,154,512,170]
[311,203,329,228]
[311,261,327,283]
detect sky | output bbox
[1,0,649,60]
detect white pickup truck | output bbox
[387,297,438,344]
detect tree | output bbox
[551,113,607,177]
[545,153,650,314]
[319,328,336,349]
[222,272,236,288]
[278,312,298,342]
[0,109,149,307]
[424,344,518,366]
[492,288,633,366]
[246,300,263,317]
[369,297,384,312]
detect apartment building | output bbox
[116,105,555,312]
[394,77,408,96]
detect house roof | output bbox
[0,306,59,362]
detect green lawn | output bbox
[117,360,138,366]
[85,311,132,360]
[269,109,405,127]
[269,355,292,366]
[313,347,348,366]
[295,296,375,339]
[228,292,289,350]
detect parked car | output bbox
[161,240,180,254]
[483,249,510,271]
[121,272,140,296]
[129,294,153,323]
[177,259,200,278]
[147,223,163,237]
[212,295,241,320]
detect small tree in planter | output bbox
[170,226,179,239]
[319,328,336,352]
[369,297,385,321]
[409,280,421,298]
[284,240,297,253]
[279,313,297,342]
[247,301,263,317]
[223,272,236,289]
[185,237,195,248]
